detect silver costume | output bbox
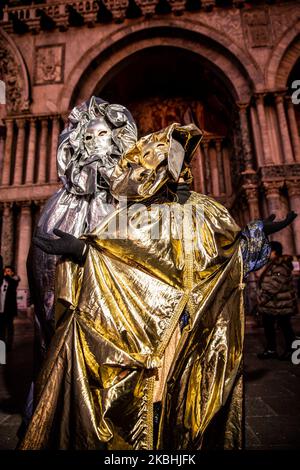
[27,96,137,370]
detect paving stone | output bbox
[245,397,277,417]
[0,313,300,449]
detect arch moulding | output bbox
[58,19,264,113]
[0,29,30,114]
[265,20,300,89]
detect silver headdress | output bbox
[58,96,138,195]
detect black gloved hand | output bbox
[33,228,87,265]
[175,183,191,204]
[263,211,297,236]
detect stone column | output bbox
[250,105,264,167]
[275,93,294,164]
[50,115,60,182]
[17,201,32,289]
[1,119,14,185]
[25,117,37,184]
[237,102,254,171]
[244,186,260,220]
[286,96,300,163]
[1,202,14,265]
[286,180,300,254]
[222,146,232,197]
[255,94,273,165]
[37,118,49,183]
[13,118,26,185]
[215,139,225,194]
[202,141,211,194]
[209,142,220,196]
[264,181,293,251]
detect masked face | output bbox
[140,142,168,170]
[83,118,112,156]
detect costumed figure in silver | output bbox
[24,96,137,425]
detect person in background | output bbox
[0,265,20,351]
[257,241,297,360]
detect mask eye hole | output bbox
[85,135,93,141]
[144,151,151,157]
[157,143,165,148]
[98,130,108,136]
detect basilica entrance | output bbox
[97,46,240,213]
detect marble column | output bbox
[13,118,26,185]
[245,186,260,220]
[286,96,300,163]
[37,118,49,183]
[50,115,60,182]
[17,201,32,289]
[237,102,254,171]
[1,202,14,265]
[255,94,273,165]
[1,119,14,185]
[25,117,37,184]
[275,93,294,164]
[286,180,300,254]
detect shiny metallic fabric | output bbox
[21,191,244,448]
[27,96,137,367]
[111,123,202,201]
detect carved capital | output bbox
[1,201,13,214]
[236,102,249,112]
[254,93,266,106]
[263,181,284,197]
[244,185,259,202]
[286,180,300,198]
[274,92,285,105]
[16,118,26,129]
[16,200,32,210]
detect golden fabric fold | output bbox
[20,191,244,450]
[110,123,202,201]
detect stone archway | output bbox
[265,20,300,89]
[58,19,261,113]
[94,44,240,209]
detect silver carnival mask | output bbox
[83,118,113,156]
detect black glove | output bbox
[263,211,297,236]
[175,183,191,204]
[33,228,87,265]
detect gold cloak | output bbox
[20,192,244,450]
[20,124,244,450]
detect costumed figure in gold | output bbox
[22,97,137,430]
[20,117,296,450]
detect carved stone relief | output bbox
[270,3,300,42]
[200,8,244,46]
[34,44,65,85]
[242,8,273,48]
[0,33,29,114]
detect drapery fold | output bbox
[20,191,244,450]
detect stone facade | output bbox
[0,0,300,294]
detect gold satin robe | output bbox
[20,125,245,450]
